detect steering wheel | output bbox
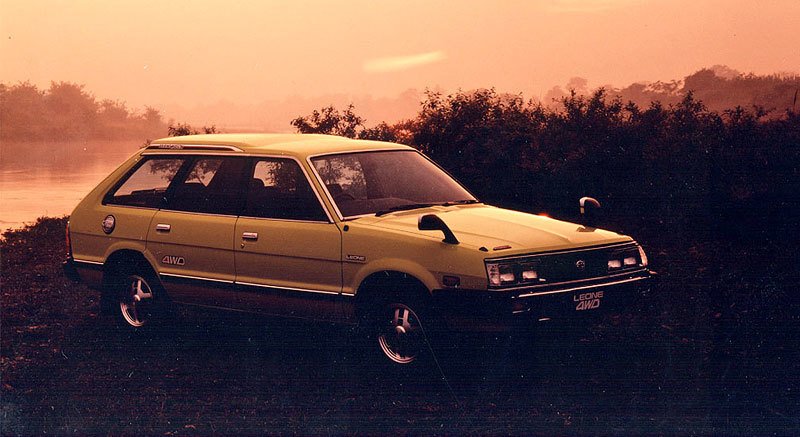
[334,192,355,202]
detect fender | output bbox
[348,257,439,296]
[102,241,160,272]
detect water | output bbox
[1,140,141,230]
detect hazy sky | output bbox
[2,0,798,108]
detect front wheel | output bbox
[377,302,427,365]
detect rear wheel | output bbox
[118,274,156,328]
[103,262,165,330]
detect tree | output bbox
[167,123,218,137]
[290,104,364,138]
[285,83,800,239]
[358,122,399,142]
[0,81,46,139]
[0,81,167,141]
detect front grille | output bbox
[486,242,644,289]
[539,247,610,282]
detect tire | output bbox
[102,262,165,330]
[363,292,444,368]
[376,300,427,365]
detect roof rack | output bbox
[145,144,244,152]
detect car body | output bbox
[65,133,653,365]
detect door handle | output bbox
[155,223,171,232]
[242,232,258,241]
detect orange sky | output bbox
[2,0,798,109]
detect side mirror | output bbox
[579,197,601,228]
[418,214,459,244]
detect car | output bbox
[64,133,654,366]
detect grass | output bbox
[1,217,798,434]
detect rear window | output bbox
[106,158,185,208]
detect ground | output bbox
[1,217,798,434]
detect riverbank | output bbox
[1,217,798,434]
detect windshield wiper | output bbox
[374,203,436,217]
[374,200,480,217]
[440,199,480,207]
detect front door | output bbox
[233,157,342,320]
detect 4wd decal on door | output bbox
[574,290,603,311]
[161,255,186,266]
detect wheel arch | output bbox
[102,249,164,293]
[350,258,439,295]
[354,270,430,321]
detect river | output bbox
[1,140,142,230]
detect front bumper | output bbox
[431,269,655,332]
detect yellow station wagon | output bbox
[64,133,653,366]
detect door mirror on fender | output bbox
[579,197,601,229]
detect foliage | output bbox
[293,88,800,240]
[290,103,416,144]
[290,104,364,138]
[167,123,218,137]
[607,66,800,117]
[0,81,166,141]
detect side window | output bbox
[107,158,185,208]
[167,157,248,215]
[244,158,327,221]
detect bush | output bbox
[294,89,800,241]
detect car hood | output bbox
[362,204,632,254]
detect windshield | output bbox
[311,150,477,218]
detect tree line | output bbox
[0,81,167,141]
[291,89,800,241]
[545,65,800,117]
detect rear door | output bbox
[234,157,342,320]
[146,156,248,307]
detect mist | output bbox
[2,0,798,111]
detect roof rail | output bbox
[145,143,244,152]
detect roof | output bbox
[147,133,413,158]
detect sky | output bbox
[2,0,799,110]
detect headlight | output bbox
[521,263,539,280]
[607,244,648,271]
[485,260,542,287]
[498,264,516,284]
[623,256,637,266]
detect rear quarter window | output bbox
[106,158,185,208]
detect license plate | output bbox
[573,290,603,311]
